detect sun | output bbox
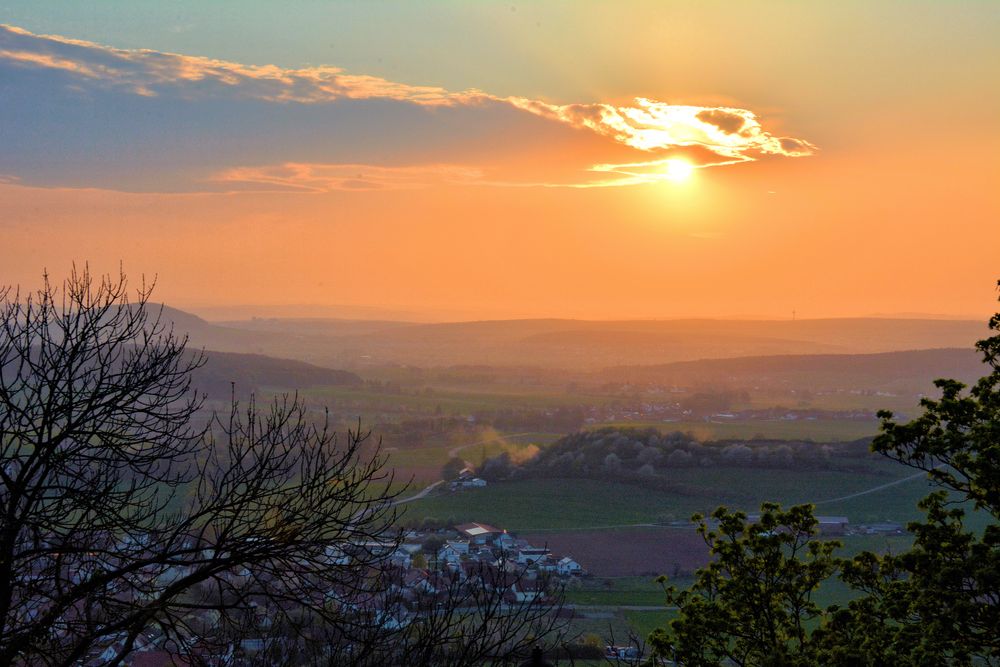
[663,159,695,182]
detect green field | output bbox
[302,384,615,420]
[565,576,669,607]
[401,461,939,530]
[562,532,924,650]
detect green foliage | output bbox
[653,286,1000,666]
[651,504,839,666]
[823,289,1000,664]
[441,456,466,480]
[477,426,881,486]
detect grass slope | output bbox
[402,463,935,530]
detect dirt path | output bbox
[812,467,939,506]
[392,480,444,506]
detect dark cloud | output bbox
[778,137,814,155]
[0,24,815,192]
[696,109,747,134]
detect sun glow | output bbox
[663,159,695,182]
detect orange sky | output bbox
[1,3,998,320]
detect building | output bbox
[454,522,505,545]
[556,557,582,576]
[516,547,550,565]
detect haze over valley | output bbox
[3,2,998,663]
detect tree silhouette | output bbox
[0,269,565,666]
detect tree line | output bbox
[476,428,877,484]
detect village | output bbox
[411,521,584,581]
[75,522,585,666]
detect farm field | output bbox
[528,528,709,577]
[565,576,671,607]
[301,384,612,419]
[558,532,923,653]
[401,460,932,531]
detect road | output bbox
[392,480,444,506]
[812,466,941,505]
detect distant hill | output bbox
[604,348,986,392]
[143,305,990,370]
[190,350,361,399]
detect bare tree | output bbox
[0,269,564,666]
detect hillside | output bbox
[191,350,362,399]
[157,306,987,370]
[602,347,985,389]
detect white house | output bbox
[445,539,470,555]
[516,546,550,565]
[556,557,582,576]
[437,543,463,564]
[509,582,544,603]
[494,532,516,551]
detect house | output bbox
[389,548,412,569]
[746,514,850,537]
[817,516,849,535]
[445,540,470,555]
[437,543,464,564]
[516,547,550,565]
[861,522,903,534]
[606,645,639,660]
[556,557,582,576]
[454,522,504,545]
[507,581,545,603]
[536,555,559,573]
[494,532,516,551]
[403,569,437,594]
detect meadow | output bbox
[401,460,932,531]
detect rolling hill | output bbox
[157,306,987,370]
[603,347,986,389]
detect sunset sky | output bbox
[2,1,998,320]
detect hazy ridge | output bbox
[154,304,987,371]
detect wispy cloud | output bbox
[0,24,815,192]
[213,163,484,192]
[0,24,482,105]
